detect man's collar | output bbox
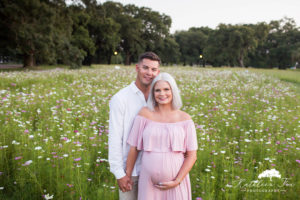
[130,81,141,94]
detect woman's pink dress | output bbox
[127,115,198,200]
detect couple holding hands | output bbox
[108,52,198,200]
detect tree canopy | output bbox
[0,0,299,69]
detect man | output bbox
[108,52,161,199]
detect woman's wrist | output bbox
[174,177,181,185]
[126,173,132,177]
[125,169,132,177]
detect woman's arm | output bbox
[155,150,197,190]
[174,150,197,182]
[126,146,139,178]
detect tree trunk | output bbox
[107,52,111,64]
[83,53,92,66]
[239,55,244,68]
[23,53,35,68]
[125,51,131,65]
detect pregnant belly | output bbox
[141,151,184,185]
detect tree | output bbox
[119,5,173,65]
[100,2,173,65]
[155,36,180,65]
[204,24,258,67]
[0,0,57,67]
[119,5,145,65]
[0,0,175,66]
[49,0,84,68]
[231,25,258,67]
[137,7,171,51]
[91,2,121,64]
[175,28,209,66]
[265,17,300,69]
[99,2,143,65]
[0,0,87,68]
[291,47,300,67]
[204,26,229,67]
[68,4,95,66]
[247,22,270,68]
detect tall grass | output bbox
[0,66,299,199]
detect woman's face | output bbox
[154,80,173,106]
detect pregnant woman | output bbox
[126,73,198,200]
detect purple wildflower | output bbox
[74,158,81,162]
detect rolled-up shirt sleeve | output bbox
[108,95,126,179]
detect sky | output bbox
[98,0,300,33]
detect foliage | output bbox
[175,28,209,66]
[204,24,258,67]
[155,36,181,65]
[0,1,300,68]
[0,0,57,67]
[248,18,300,69]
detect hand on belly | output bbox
[149,169,174,185]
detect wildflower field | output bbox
[0,66,299,200]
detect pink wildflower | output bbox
[15,156,22,160]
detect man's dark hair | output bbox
[138,52,161,64]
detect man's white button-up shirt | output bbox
[108,81,146,179]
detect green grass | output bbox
[0,65,299,200]
[248,68,300,93]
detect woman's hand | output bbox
[117,174,133,192]
[125,146,138,192]
[154,179,180,190]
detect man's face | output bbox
[136,58,160,87]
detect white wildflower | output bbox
[23,160,33,166]
[44,193,54,200]
[12,140,20,145]
[35,146,42,150]
[244,139,251,142]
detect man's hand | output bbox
[117,175,133,192]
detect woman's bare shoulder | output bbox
[177,110,192,121]
[138,107,153,118]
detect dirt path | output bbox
[0,64,23,69]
